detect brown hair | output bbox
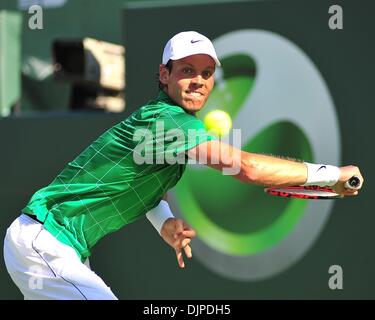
[157,60,173,91]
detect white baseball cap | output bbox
[162,31,221,67]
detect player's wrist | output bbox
[302,162,340,187]
[146,200,175,235]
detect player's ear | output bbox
[159,64,169,84]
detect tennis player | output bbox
[3,31,363,300]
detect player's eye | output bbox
[182,67,194,75]
[202,70,213,79]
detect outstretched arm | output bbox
[187,140,363,196]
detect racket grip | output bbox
[344,176,361,189]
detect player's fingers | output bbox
[181,237,191,248]
[183,244,192,259]
[173,238,190,251]
[347,190,358,196]
[181,229,196,238]
[175,249,185,268]
[342,190,358,196]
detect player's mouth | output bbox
[185,91,204,99]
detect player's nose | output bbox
[191,74,203,85]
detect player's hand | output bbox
[160,218,196,268]
[331,165,364,196]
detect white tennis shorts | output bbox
[3,214,117,300]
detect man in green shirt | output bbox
[3,31,363,300]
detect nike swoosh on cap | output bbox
[191,39,203,43]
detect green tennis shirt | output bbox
[23,91,216,261]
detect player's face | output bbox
[159,54,216,113]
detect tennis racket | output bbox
[264,176,361,200]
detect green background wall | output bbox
[0,0,374,299]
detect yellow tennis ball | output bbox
[203,110,232,137]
